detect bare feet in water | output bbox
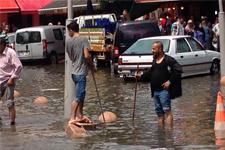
[69,116,93,124]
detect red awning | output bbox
[16,0,52,14]
[0,0,19,13]
[135,0,179,3]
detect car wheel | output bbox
[49,53,58,65]
[210,60,220,74]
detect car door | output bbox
[52,28,65,55]
[29,31,43,59]
[15,31,33,59]
[172,38,196,76]
[186,37,211,73]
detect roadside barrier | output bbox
[14,90,21,97]
[33,96,48,105]
[214,91,225,145]
[98,111,117,123]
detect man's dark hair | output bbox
[67,21,79,32]
[154,41,164,51]
[0,37,6,46]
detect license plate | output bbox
[18,51,30,57]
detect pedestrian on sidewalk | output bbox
[171,16,185,36]
[185,19,195,37]
[66,21,95,124]
[0,37,23,125]
[136,41,182,127]
[212,18,220,51]
[194,21,205,46]
[120,9,130,22]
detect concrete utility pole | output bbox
[64,0,74,119]
[219,0,225,94]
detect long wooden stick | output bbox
[91,70,106,128]
[132,64,139,126]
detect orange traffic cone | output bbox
[215,91,225,146]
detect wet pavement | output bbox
[0,64,223,150]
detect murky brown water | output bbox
[0,64,223,150]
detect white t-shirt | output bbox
[212,23,219,36]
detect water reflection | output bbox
[0,64,221,150]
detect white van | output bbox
[15,25,65,64]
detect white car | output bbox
[118,35,220,79]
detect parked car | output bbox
[118,35,220,79]
[7,33,15,49]
[0,33,15,49]
[111,20,161,74]
[15,25,65,64]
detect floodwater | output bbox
[0,64,223,150]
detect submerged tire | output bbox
[49,53,58,65]
[210,60,220,74]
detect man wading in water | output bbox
[0,37,23,125]
[136,41,182,127]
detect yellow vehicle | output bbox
[80,28,112,64]
[75,14,117,66]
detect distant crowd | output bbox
[0,22,18,36]
[158,15,220,51]
[0,23,10,37]
[1,11,221,52]
[120,9,220,52]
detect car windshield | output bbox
[123,38,170,54]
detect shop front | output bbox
[0,0,19,27]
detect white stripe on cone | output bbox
[216,104,225,111]
[215,130,225,139]
[215,122,225,130]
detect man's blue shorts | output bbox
[153,89,171,117]
[72,74,86,102]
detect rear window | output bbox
[115,21,160,45]
[16,31,41,44]
[53,29,63,40]
[124,39,170,54]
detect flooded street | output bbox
[0,64,222,150]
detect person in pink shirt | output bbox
[0,37,22,125]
